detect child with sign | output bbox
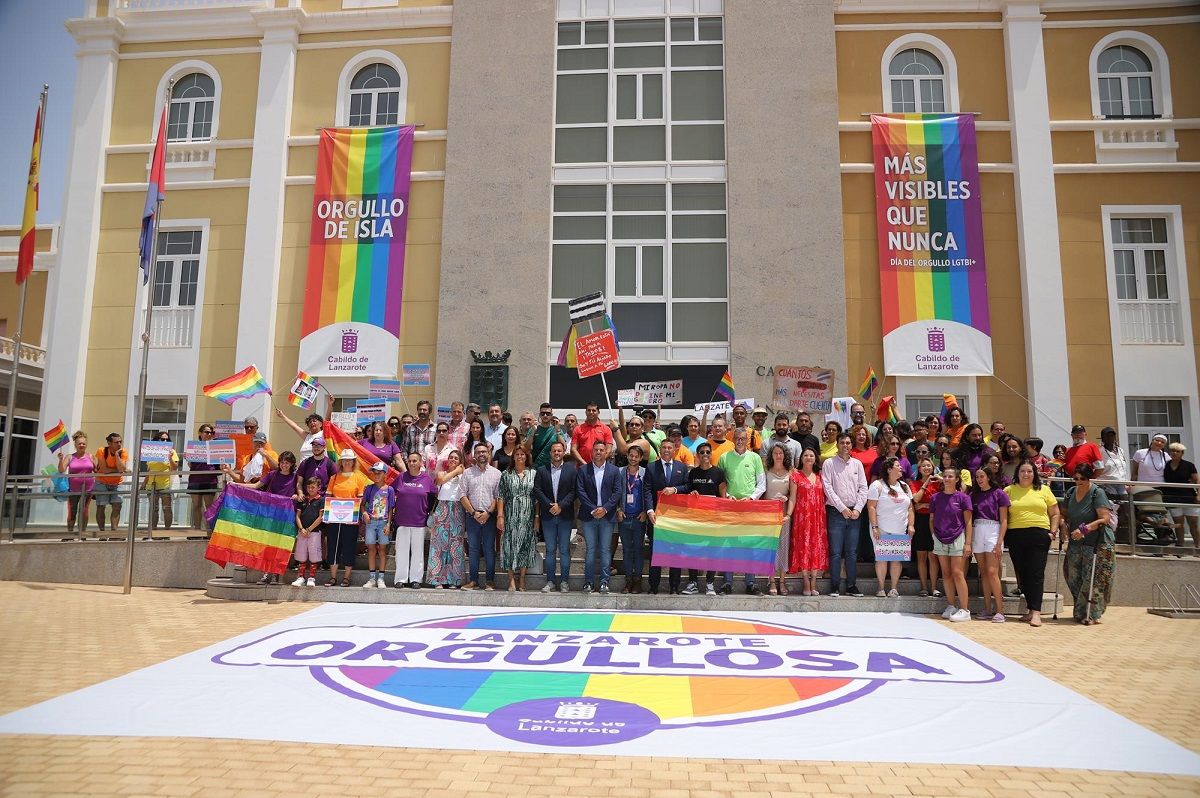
[362,462,396,589]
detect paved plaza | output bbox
[1,581,1198,797]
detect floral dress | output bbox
[789,471,829,572]
[499,468,537,570]
[764,470,792,571]
[426,474,466,586]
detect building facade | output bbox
[37,0,1200,470]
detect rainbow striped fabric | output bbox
[288,370,318,409]
[876,395,900,424]
[204,484,297,574]
[322,420,399,485]
[715,369,735,401]
[556,314,618,369]
[42,420,68,453]
[855,367,879,401]
[202,365,272,406]
[649,493,784,576]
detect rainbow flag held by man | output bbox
[855,367,879,402]
[17,98,43,286]
[204,484,297,574]
[42,420,69,453]
[322,420,400,485]
[714,369,735,402]
[649,493,784,576]
[203,365,272,406]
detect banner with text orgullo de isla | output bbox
[299,126,414,377]
[870,114,992,376]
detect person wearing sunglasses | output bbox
[186,424,220,532]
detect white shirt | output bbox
[243,451,265,482]
[592,462,606,502]
[550,463,564,497]
[1100,445,1129,484]
[867,479,913,535]
[437,474,462,502]
[484,423,507,452]
[1133,447,1168,484]
[299,432,320,461]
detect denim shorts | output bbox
[94,482,123,506]
[365,519,390,545]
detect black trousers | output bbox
[646,524,713,591]
[1006,527,1051,612]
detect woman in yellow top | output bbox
[1003,462,1062,627]
[820,420,841,461]
[143,430,180,532]
[325,449,370,586]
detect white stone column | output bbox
[1003,2,1072,439]
[36,17,124,470]
[231,8,303,426]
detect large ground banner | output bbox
[299,126,414,377]
[871,114,992,376]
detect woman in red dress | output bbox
[789,447,829,596]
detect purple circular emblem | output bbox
[485,697,660,747]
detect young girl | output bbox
[909,457,941,597]
[971,467,1010,622]
[866,456,915,597]
[362,462,396,589]
[292,478,324,587]
[930,468,973,622]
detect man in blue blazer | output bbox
[644,437,692,594]
[575,440,624,594]
[533,440,577,593]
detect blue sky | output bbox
[0,1,84,224]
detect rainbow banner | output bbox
[299,126,414,377]
[871,114,992,376]
[322,420,400,486]
[43,420,69,453]
[649,493,784,576]
[203,364,271,406]
[204,484,297,575]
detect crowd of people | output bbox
[55,397,1199,625]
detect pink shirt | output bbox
[821,455,868,513]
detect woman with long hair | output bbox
[427,449,468,588]
[820,420,842,461]
[997,434,1024,486]
[1004,461,1061,627]
[497,445,537,591]
[909,456,941,597]
[463,419,487,461]
[866,456,914,597]
[764,443,796,595]
[492,425,522,473]
[931,467,973,622]
[971,467,1010,622]
[788,447,827,597]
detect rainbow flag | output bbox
[715,369,735,401]
[556,314,619,369]
[322,420,399,485]
[299,126,414,376]
[139,105,168,285]
[203,365,272,406]
[288,371,319,409]
[17,96,43,286]
[649,493,784,576]
[876,395,900,424]
[42,420,68,453]
[855,367,879,401]
[204,484,297,575]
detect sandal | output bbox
[340,578,350,587]
[324,579,336,587]
[779,582,789,596]
[768,581,778,596]
[919,589,929,597]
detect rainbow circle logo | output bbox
[215,610,1002,747]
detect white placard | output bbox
[633,379,682,406]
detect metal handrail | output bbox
[1044,474,1197,556]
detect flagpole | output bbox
[1,85,48,538]
[123,81,171,595]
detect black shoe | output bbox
[648,588,659,595]
[847,586,865,597]
[748,584,763,597]
[719,584,732,595]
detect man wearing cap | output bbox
[225,431,275,484]
[295,435,337,498]
[750,407,771,450]
[731,404,764,452]
[1132,433,1169,485]
[1063,425,1105,480]
[761,412,803,464]
[665,425,695,467]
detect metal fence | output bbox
[1045,475,1197,557]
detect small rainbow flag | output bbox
[288,371,319,410]
[855,367,879,401]
[876,395,900,424]
[715,369,735,402]
[203,365,272,406]
[43,420,69,453]
[649,493,784,576]
[204,484,297,575]
[323,420,399,485]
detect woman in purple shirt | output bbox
[930,468,973,623]
[971,468,1010,623]
[392,452,437,589]
[254,451,299,498]
[361,421,403,469]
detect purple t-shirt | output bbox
[362,440,402,466]
[392,471,436,527]
[930,490,972,544]
[258,469,298,497]
[971,487,1011,523]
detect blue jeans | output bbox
[580,518,614,587]
[542,514,572,586]
[465,513,497,585]
[618,518,646,580]
[724,571,758,588]
[827,506,860,591]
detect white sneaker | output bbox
[559,582,569,593]
[306,577,316,587]
[376,577,388,589]
[541,582,554,593]
[941,605,957,619]
[363,577,376,589]
[887,589,899,598]
[705,583,716,596]
[291,577,305,587]
[950,608,971,623]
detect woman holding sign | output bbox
[866,457,915,598]
[143,431,180,532]
[325,450,369,587]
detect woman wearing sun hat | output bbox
[324,449,369,586]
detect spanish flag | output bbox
[17,100,43,285]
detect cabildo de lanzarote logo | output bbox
[214,611,1003,746]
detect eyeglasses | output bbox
[539,411,552,416]
[200,429,213,435]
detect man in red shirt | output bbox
[571,402,614,466]
[1064,424,1105,479]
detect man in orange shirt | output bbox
[571,402,615,466]
[94,432,129,531]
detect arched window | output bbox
[888,48,945,113]
[348,64,401,127]
[167,72,216,142]
[1097,45,1155,119]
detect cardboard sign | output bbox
[634,379,682,406]
[330,412,358,433]
[323,497,361,524]
[356,399,387,426]
[184,440,208,462]
[616,389,638,408]
[773,366,835,413]
[205,440,237,466]
[213,420,243,439]
[289,375,320,409]
[139,441,174,464]
[694,398,755,414]
[368,379,404,401]
[401,364,431,387]
[874,533,913,562]
[575,329,620,378]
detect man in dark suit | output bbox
[534,440,577,593]
[575,440,623,594]
[645,437,693,594]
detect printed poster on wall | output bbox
[871,114,992,376]
[299,126,415,377]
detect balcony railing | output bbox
[0,337,46,369]
[113,0,271,10]
[146,307,196,349]
[1118,300,1182,345]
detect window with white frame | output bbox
[888,48,945,114]
[348,63,402,127]
[1110,217,1180,344]
[148,230,202,348]
[1097,45,1156,119]
[1125,397,1184,452]
[166,73,215,142]
[142,397,189,454]
[905,395,969,425]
